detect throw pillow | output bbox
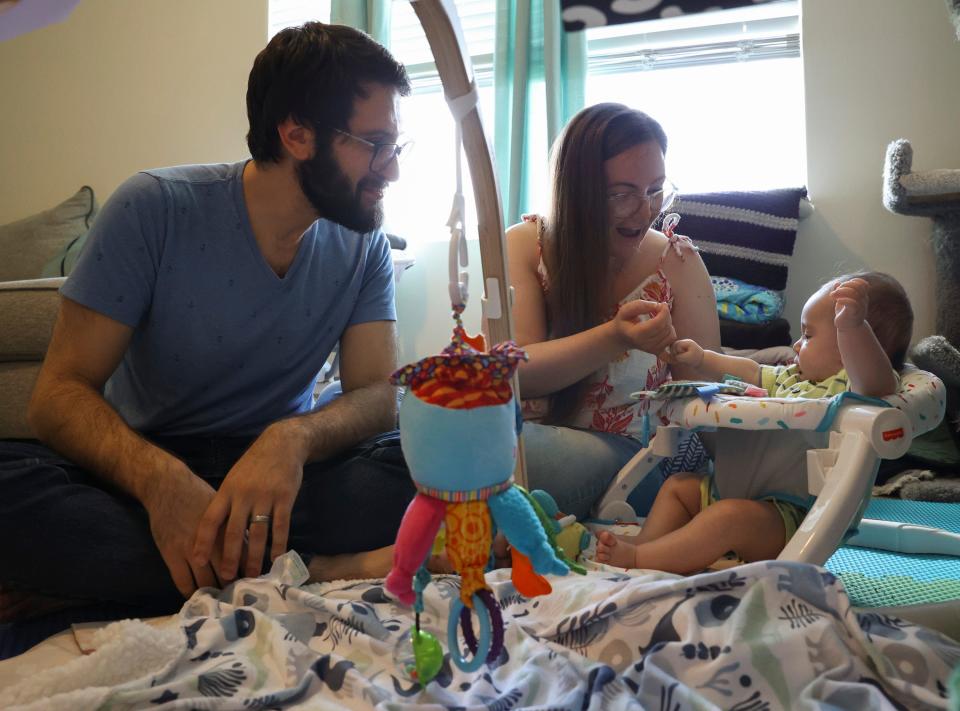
[39,230,90,278]
[0,186,98,281]
[664,187,807,291]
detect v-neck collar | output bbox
[231,160,314,285]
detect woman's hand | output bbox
[612,299,677,356]
[832,278,870,332]
[662,338,704,368]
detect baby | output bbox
[596,271,914,574]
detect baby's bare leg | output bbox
[631,499,786,575]
[595,473,702,568]
[635,473,703,543]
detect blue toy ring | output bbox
[459,589,504,663]
[447,592,494,672]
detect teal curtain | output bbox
[494,0,586,225]
[330,0,391,47]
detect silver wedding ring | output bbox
[249,513,272,525]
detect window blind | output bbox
[586,1,799,75]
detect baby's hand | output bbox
[832,278,869,331]
[663,338,704,367]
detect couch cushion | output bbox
[0,187,98,281]
[0,278,64,361]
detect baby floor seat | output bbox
[594,366,950,566]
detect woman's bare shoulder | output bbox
[658,231,709,276]
[643,228,669,252]
[506,219,542,267]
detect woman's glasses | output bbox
[607,181,678,219]
[332,128,414,173]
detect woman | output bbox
[504,103,720,519]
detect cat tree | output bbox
[883,139,960,390]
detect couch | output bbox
[0,186,98,440]
[0,278,63,439]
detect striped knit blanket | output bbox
[666,187,807,291]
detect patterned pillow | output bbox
[664,187,807,291]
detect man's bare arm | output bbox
[280,319,400,463]
[30,299,167,497]
[28,297,222,596]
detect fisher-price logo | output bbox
[882,428,905,442]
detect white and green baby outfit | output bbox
[703,365,867,543]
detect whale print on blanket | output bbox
[2,551,957,710]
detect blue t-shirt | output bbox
[62,161,396,436]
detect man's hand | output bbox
[143,463,222,598]
[612,300,677,356]
[192,422,306,581]
[661,338,704,368]
[833,278,870,332]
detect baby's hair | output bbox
[832,271,913,370]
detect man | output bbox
[0,23,415,627]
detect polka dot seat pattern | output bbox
[636,368,944,438]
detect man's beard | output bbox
[297,148,385,233]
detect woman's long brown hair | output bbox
[541,103,668,425]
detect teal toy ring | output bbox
[447,592,494,672]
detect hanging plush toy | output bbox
[385,305,572,682]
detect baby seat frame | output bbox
[593,367,952,566]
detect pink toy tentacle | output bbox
[385,494,446,605]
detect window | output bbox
[379,1,497,246]
[268,0,331,36]
[583,1,804,195]
[267,1,804,246]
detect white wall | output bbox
[0,0,266,222]
[787,0,960,343]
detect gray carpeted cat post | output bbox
[879,138,960,498]
[882,138,960,389]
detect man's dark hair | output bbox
[246,22,411,163]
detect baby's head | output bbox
[794,271,913,381]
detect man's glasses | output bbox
[332,128,413,173]
[607,181,678,219]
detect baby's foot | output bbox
[595,531,638,569]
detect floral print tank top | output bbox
[521,214,698,440]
